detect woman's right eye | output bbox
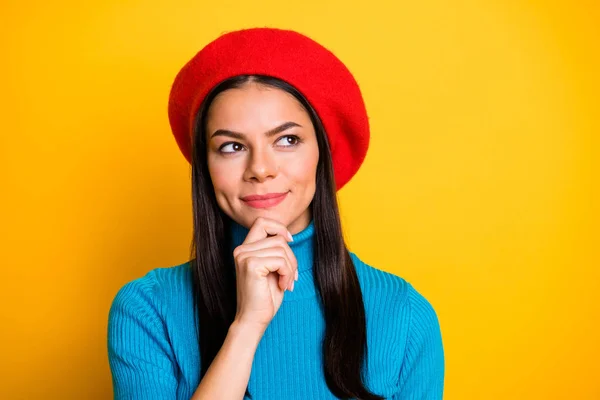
[219,142,245,153]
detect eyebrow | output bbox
[210,121,302,140]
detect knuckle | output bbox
[246,257,257,269]
[276,256,287,268]
[233,245,243,258]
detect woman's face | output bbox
[205,81,319,234]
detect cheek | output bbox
[208,158,238,195]
[286,152,318,188]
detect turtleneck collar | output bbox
[228,218,317,301]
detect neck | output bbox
[228,218,317,301]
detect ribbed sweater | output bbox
[108,219,445,399]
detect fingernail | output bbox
[295,270,298,281]
[287,231,293,242]
[290,281,295,291]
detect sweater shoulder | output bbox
[147,261,194,293]
[349,252,442,357]
[349,252,439,318]
[349,251,410,304]
[109,261,193,318]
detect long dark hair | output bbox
[189,75,383,400]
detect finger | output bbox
[234,236,298,277]
[235,247,294,286]
[243,217,293,245]
[246,256,294,291]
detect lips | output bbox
[241,192,289,209]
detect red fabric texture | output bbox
[168,27,369,191]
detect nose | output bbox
[243,147,278,182]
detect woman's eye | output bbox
[219,142,244,153]
[219,136,300,153]
[276,135,300,147]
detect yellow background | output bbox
[1,0,598,398]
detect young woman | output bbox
[108,28,445,399]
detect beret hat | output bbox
[168,27,369,190]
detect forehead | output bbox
[206,83,310,130]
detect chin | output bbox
[236,209,292,228]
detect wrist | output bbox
[229,319,266,343]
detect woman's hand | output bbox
[232,217,299,331]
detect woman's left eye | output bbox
[276,135,300,147]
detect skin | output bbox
[205,81,319,235]
[191,81,320,399]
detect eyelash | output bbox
[218,135,303,154]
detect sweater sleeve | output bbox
[107,274,178,399]
[393,285,445,399]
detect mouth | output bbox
[241,192,289,209]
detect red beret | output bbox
[168,27,369,191]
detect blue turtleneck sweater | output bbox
[108,220,444,399]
